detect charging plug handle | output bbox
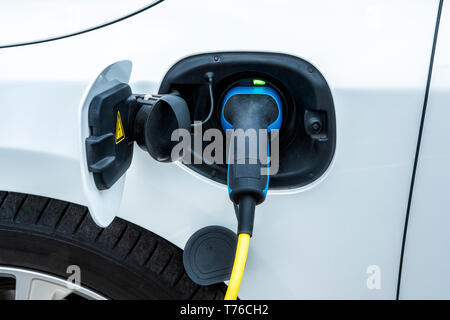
[222,86,282,235]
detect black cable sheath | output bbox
[237,195,256,236]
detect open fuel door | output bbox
[79,60,191,227]
[78,60,134,227]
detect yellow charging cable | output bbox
[224,233,251,300]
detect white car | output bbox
[0,0,449,300]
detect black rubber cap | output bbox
[183,226,237,286]
[133,94,190,163]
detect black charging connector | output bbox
[85,85,191,190]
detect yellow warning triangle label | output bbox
[115,111,125,144]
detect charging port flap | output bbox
[78,60,133,227]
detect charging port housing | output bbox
[159,52,336,190]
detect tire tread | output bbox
[0,191,225,299]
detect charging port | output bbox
[159,52,336,190]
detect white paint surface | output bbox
[398,1,450,299]
[0,0,440,299]
[0,0,160,46]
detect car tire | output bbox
[0,191,226,299]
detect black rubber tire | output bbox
[0,191,226,299]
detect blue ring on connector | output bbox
[221,86,283,196]
[220,86,283,132]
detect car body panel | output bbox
[0,0,161,47]
[398,1,450,299]
[0,0,440,298]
